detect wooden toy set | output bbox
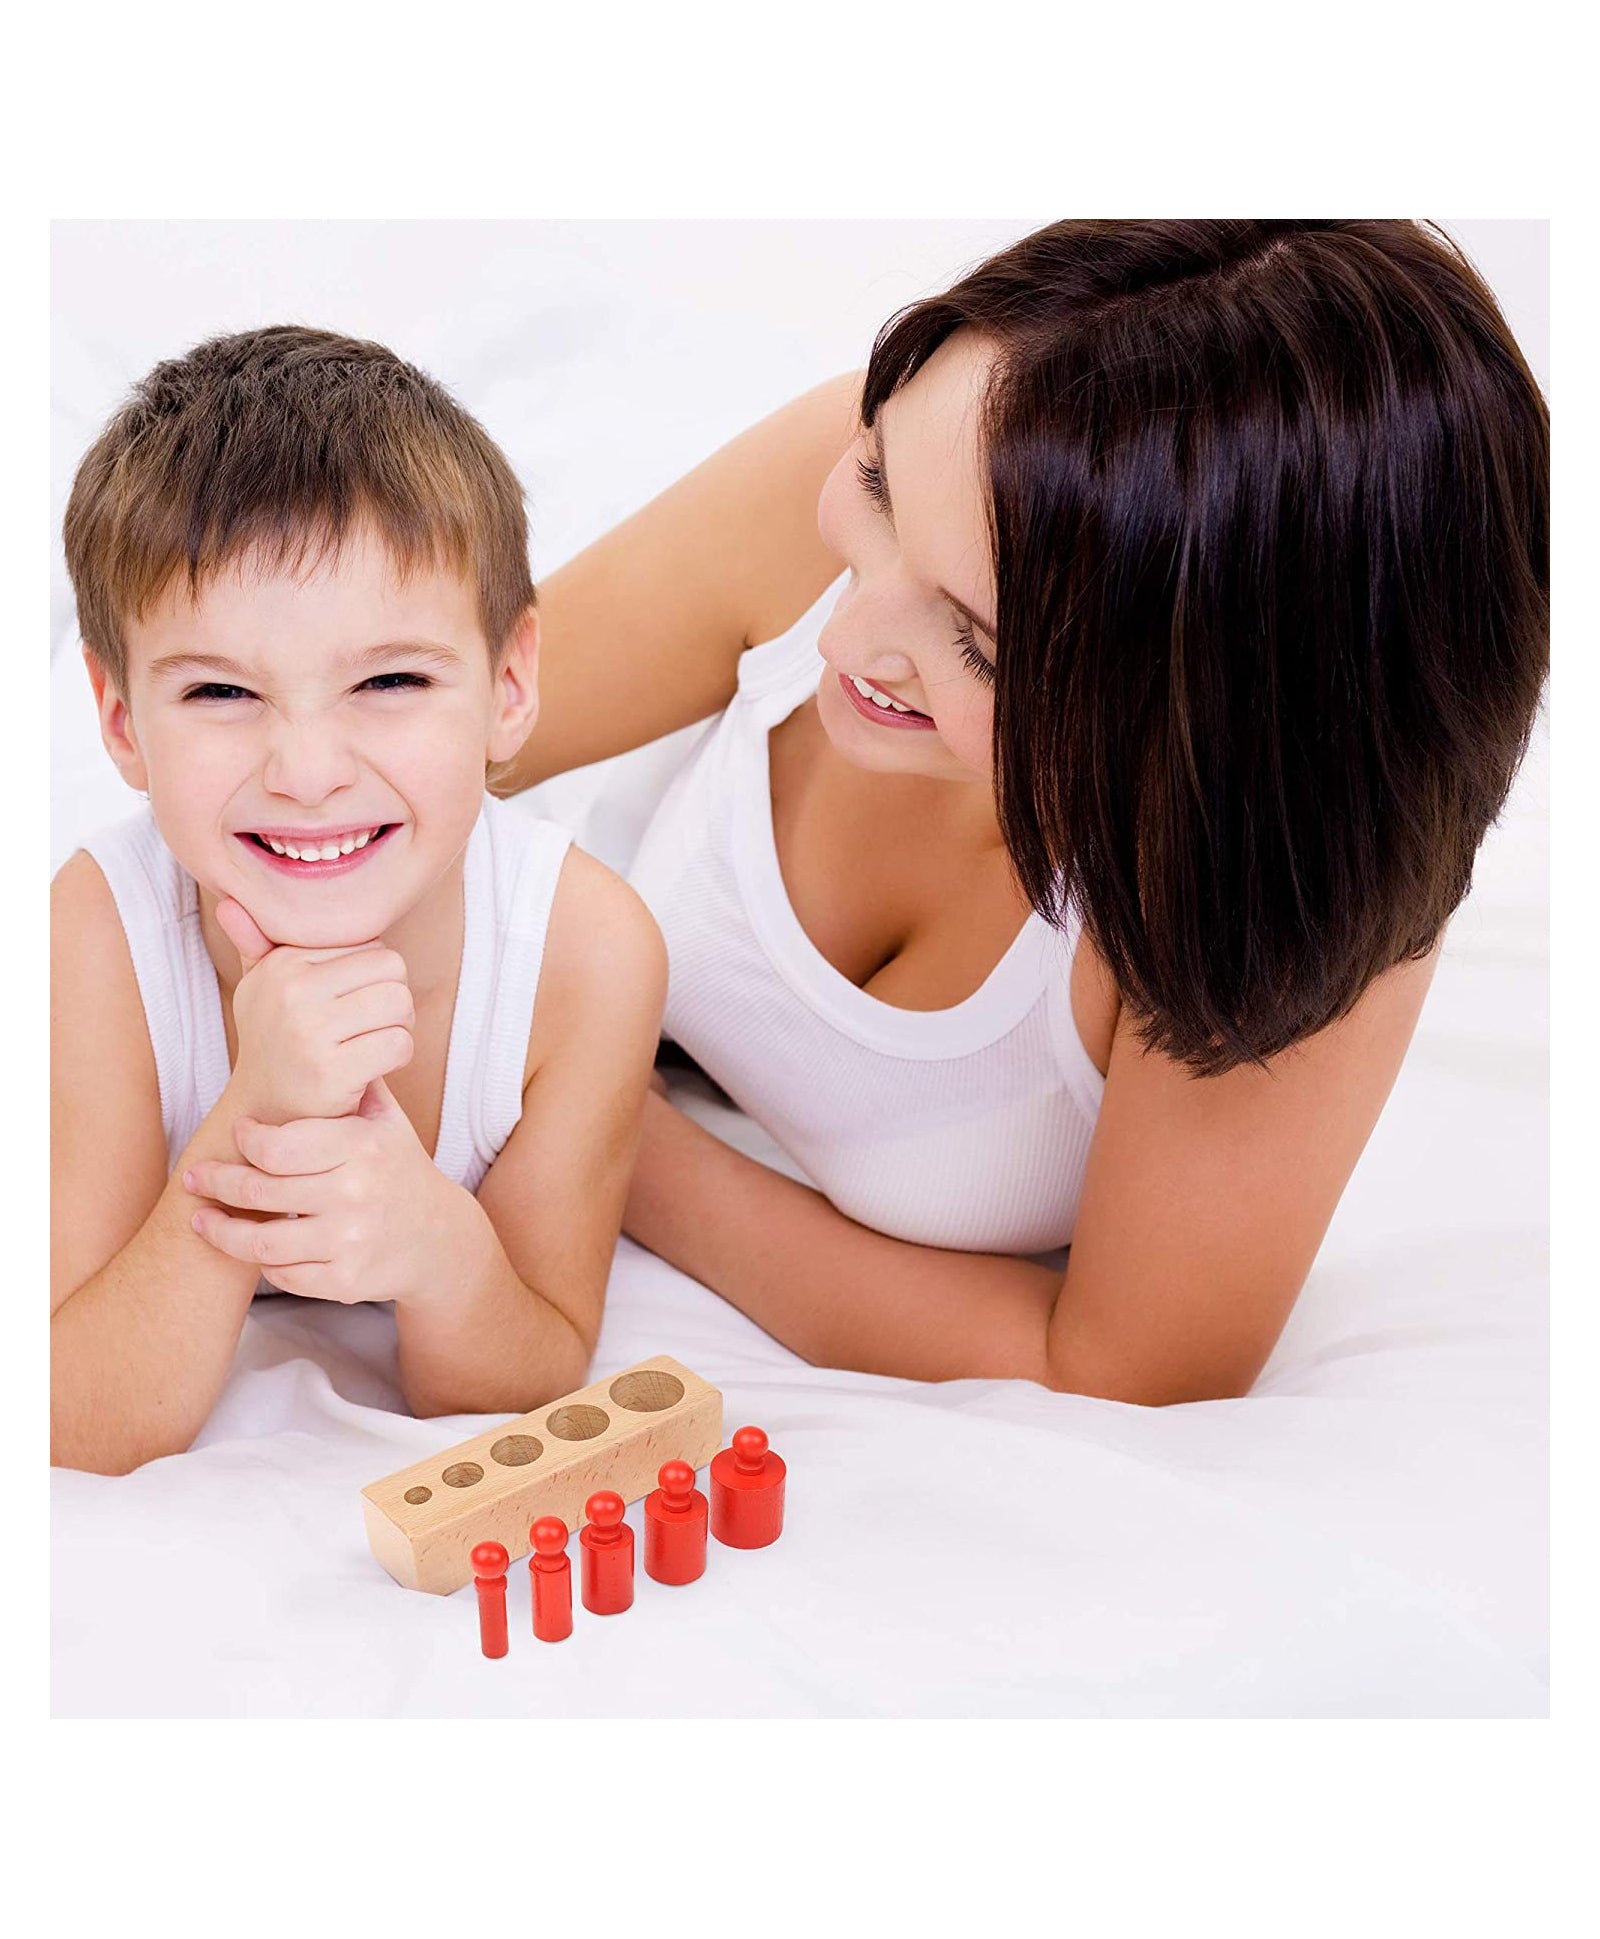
[359,1354,786,1656]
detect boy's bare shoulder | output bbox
[52,848,160,1131]
[52,850,140,1010]
[522,842,668,1085]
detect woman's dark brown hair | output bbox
[861,220,1549,1076]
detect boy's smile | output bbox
[91,522,539,954]
[236,819,402,878]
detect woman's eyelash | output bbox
[954,618,995,687]
[855,454,892,517]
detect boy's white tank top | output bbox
[81,795,573,1194]
[627,574,1106,1255]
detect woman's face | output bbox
[814,330,999,784]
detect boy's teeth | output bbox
[261,827,381,862]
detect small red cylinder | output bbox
[471,1542,509,1659]
[580,1490,635,1614]
[644,1459,709,1585]
[710,1426,787,1549]
[529,1516,573,1643]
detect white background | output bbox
[17,11,1586,1927]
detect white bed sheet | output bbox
[49,222,1548,1718]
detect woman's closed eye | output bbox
[953,615,995,686]
[855,454,892,518]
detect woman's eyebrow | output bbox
[870,420,899,534]
[941,591,998,644]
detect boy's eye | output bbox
[182,682,255,703]
[358,672,432,693]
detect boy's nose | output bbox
[260,721,362,804]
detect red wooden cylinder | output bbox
[579,1490,635,1615]
[710,1427,786,1549]
[529,1516,573,1643]
[471,1542,509,1659]
[644,1459,708,1585]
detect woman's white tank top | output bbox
[81,795,573,1194]
[627,575,1106,1255]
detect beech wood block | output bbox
[361,1355,723,1595]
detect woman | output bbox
[499,219,1548,1404]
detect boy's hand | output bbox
[183,1080,472,1308]
[215,898,415,1124]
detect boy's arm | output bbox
[51,855,263,1474]
[390,851,668,1415]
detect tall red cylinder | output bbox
[471,1542,509,1659]
[529,1516,573,1642]
[580,1490,635,1614]
[710,1426,786,1549]
[644,1459,709,1585]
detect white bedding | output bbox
[49,222,1548,1718]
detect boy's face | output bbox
[92,525,539,949]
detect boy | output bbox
[51,326,667,1475]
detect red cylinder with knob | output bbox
[710,1426,786,1549]
[471,1541,510,1658]
[644,1459,709,1585]
[529,1516,573,1642]
[579,1490,635,1614]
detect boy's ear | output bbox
[84,648,150,793]
[485,604,541,765]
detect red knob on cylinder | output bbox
[644,1459,709,1585]
[529,1516,573,1643]
[580,1490,634,1615]
[710,1426,786,1549]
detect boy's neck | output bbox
[199,841,471,1010]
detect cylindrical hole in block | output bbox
[545,1404,610,1442]
[403,1486,432,1505]
[490,1434,544,1467]
[441,1462,485,1488]
[609,1369,686,1413]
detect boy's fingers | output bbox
[306,946,410,996]
[334,980,416,1043]
[182,1159,322,1217]
[190,1206,330,1268]
[215,896,276,973]
[233,1114,359,1176]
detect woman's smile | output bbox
[836,670,937,730]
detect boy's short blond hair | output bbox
[64,325,536,688]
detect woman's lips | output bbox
[234,823,400,881]
[837,672,937,730]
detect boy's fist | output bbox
[216,896,415,1124]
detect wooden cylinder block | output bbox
[361,1355,723,1595]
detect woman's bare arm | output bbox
[499,370,862,791]
[621,948,1441,1401]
